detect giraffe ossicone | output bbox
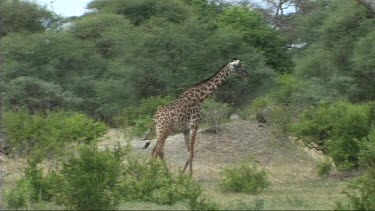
[141,59,248,175]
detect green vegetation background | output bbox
[0,0,374,210]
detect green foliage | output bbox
[247,96,272,115]
[351,30,375,101]
[4,160,56,209]
[3,110,107,156]
[269,75,305,106]
[201,99,232,133]
[127,116,153,138]
[220,160,270,194]
[121,156,186,203]
[229,199,265,210]
[70,13,132,58]
[88,0,193,26]
[358,127,375,168]
[119,155,219,209]
[0,0,54,37]
[292,101,375,170]
[5,145,125,210]
[5,76,81,112]
[316,159,333,177]
[52,145,123,210]
[1,31,107,116]
[6,145,220,210]
[4,175,35,209]
[336,169,375,210]
[116,96,173,137]
[116,96,173,127]
[217,6,292,73]
[1,0,281,123]
[291,0,375,102]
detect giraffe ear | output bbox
[232,60,240,65]
[230,60,240,65]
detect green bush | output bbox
[121,156,190,204]
[4,162,53,209]
[219,161,270,194]
[5,145,218,210]
[269,74,304,106]
[127,116,153,138]
[52,145,123,210]
[316,159,333,177]
[336,169,375,210]
[201,99,232,133]
[5,76,82,112]
[358,127,375,168]
[115,96,173,138]
[239,96,272,120]
[4,177,34,209]
[242,98,296,136]
[120,155,219,209]
[3,110,107,156]
[115,95,173,127]
[292,101,375,170]
[120,156,172,203]
[6,145,124,210]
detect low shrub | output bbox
[239,96,272,120]
[115,95,173,128]
[119,155,219,209]
[201,99,232,133]
[316,159,333,177]
[4,162,53,209]
[4,177,34,209]
[3,110,107,157]
[335,169,375,210]
[5,145,124,210]
[292,101,375,170]
[358,127,375,168]
[219,161,270,194]
[50,145,124,210]
[115,96,173,138]
[240,94,298,136]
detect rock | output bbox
[229,113,240,120]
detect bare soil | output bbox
[0,120,349,210]
[100,120,318,183]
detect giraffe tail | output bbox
[140,121,156,149]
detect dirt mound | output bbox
[101,120,317,182]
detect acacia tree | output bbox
[292,0,374,102]
[0,0,54,152]
[217,6,293,73]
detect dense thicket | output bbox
[1,0,375,210]
[0,0,289,123]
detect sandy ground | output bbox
[99,120,318,183]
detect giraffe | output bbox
[141,59,248,175]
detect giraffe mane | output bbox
[190,63,228,88]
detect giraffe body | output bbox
[143,59,248,174]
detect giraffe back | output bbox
[154,98,201,133]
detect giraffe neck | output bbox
[178,65,233,103]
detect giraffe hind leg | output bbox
[182,126,198,175]
[151,131,170,160]
[151,139,170,174]
[183,130,190,152]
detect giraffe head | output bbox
[228,59,248,77]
